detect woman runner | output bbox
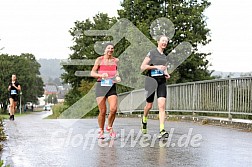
[91,43,121,139]
[140,35,170,139]
[8,74,21,121]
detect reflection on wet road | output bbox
[2,111,252,167]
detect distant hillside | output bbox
[38,58,65,83]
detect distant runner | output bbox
[8,74,21,121]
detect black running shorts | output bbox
[95,82,117,98]
[145,77,167,103]
[9,95,18,102]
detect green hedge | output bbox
[47,103,99,119]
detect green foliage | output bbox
[47,94,58,104]
[64,88,82,106]
[62,13,118,105]
[83,106,99,118]
[46,103,69,119]
[62,13,117,89]
[47,102,99,119]
[118,0,214,83]
[77,80,95,96]
[0,53,44,112]
[0,116,6,153]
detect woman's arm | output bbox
[164,68,170,79]
[140,56,167,72]
[10,83,21,91]
[140,56,153,71]
[115,59,121,82]
[17,85,21,91]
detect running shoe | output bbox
[9,115,14,121]
[158,129,169,139]
[106,127,116,138]
[141,119,147,134]
[98,130,105,139]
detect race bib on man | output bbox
[101,79,113,86]
[11,90,17,95]
[151,69,164,76]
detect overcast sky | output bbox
[0,0,251,72]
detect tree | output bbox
[47,94,58,104]
[14,53,44,104]
[62,0,214,107]
[118,0,214,83]
[61,13,118,105]
[0,53,44,112]
[0,54,15,111]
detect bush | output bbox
[0,116,7,152]
[83,106,99,118]
[46,103,100,119]
[46,103,69,119]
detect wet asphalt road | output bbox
[2,111,252,167]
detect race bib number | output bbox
[11,90,17,95]
[101,79,113,86]
[151,69,164,76]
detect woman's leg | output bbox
[157,97,166,130]
[141,91,154,134]
[96,96,107,132]
[107,95,117,128]
[143,102,153,117]
[156,80,167,133]
[9,98,14,116]
[13,101,17,114]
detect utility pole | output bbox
[19,91,22,114]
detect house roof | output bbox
[44,84,58,94]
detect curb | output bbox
[117,114,252,131]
